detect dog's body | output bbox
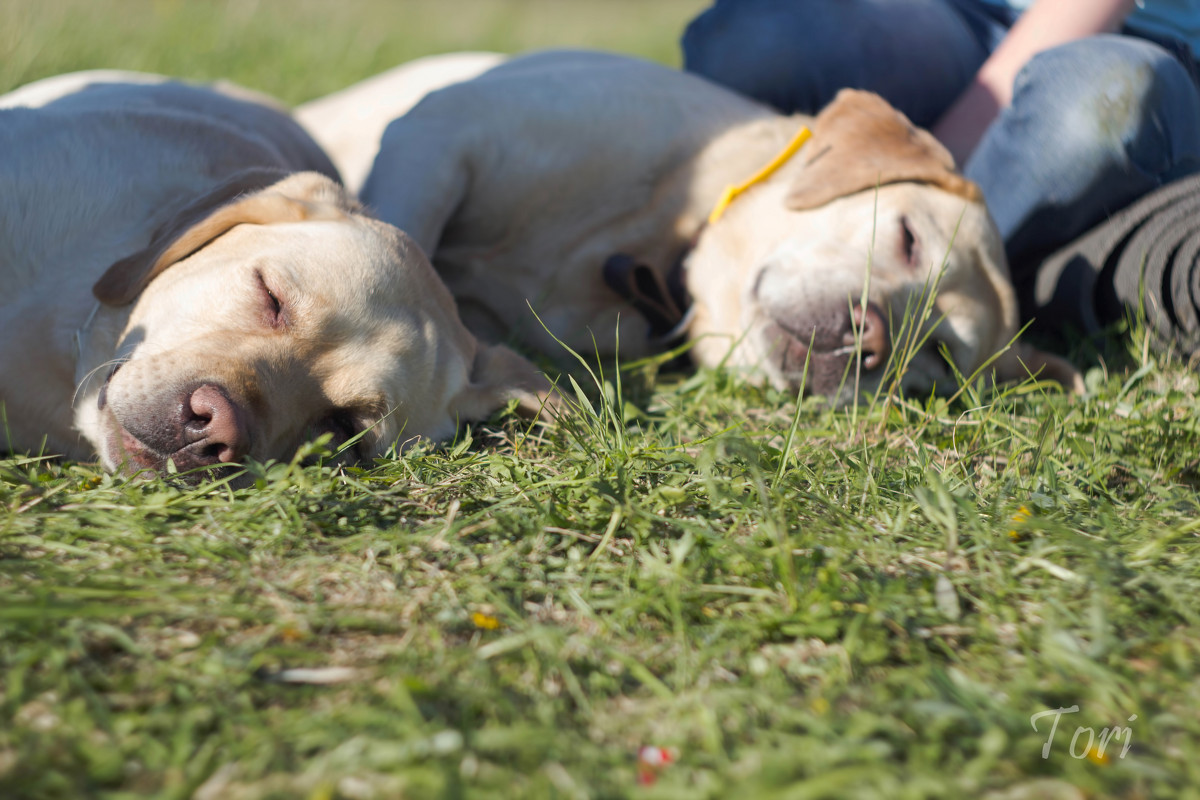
[306,51,1078,399]
[296,52,506,193]
[0,72,544,474]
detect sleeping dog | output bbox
[0,71,547,476]
[299,50,1080,401]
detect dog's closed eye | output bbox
[900,216,919,268]
[256,270,287,329]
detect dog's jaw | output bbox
[95,406,160,474]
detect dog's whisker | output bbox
[72,357,128,406]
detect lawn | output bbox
[3,2,1200,799]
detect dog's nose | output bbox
[177,384,249,467]
[847,303,890,370]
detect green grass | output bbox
[0,0,703,104]
[3,3,1200,799]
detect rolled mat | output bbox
[1031,172,1200,358]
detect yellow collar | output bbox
[707,125,812,225]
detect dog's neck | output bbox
[602,115,813,349]
[0,283,127,459]
[70,302,128,455]
[72,302,103,385]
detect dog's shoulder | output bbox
[3,72,336,179]
[405,49,768,128]
[382,49,779,224]
[296,52,505,191]
[0,70,169,109]
[0,74,337,296]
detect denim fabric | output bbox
[968,34,1200,276]
[681,0,991,126]
[682,0,1200,287]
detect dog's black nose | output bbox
[175,384,250,469]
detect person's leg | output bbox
[967,34,1200,287]
[681,0,996,126]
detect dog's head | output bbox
[685,89,1078,401]
[91,170,549,477]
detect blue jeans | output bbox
[682,0,1200,296]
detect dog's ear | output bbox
[786,89,982,211]
[993,343,1086,394]
[451,343,560,423]
[93,170,362,306]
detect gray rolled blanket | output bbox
[1031,173,1200,359]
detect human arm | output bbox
[932,0,1137,164]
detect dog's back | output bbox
[0,74,337,295]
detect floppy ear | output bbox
[787,89,982,211]
[93,169,362,306]
[993,343,1086,394]
[451,343,560,423]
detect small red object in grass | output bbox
[637,745,677,785]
